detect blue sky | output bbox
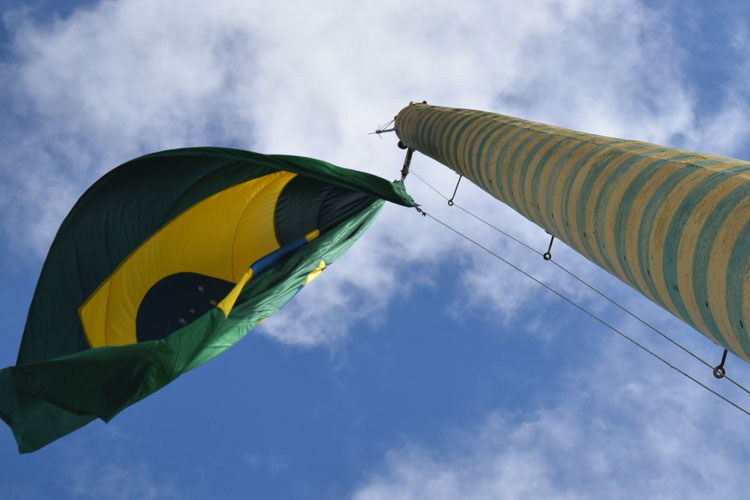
[3,1,750,498]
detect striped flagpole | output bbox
[396,103,750,363]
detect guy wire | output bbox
[410,169,750,400]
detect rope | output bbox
[410,169,750,398]
[420,208,750,418]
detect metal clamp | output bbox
[399,147,414,181]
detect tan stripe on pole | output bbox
[396,103,750,362]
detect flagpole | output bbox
[395,102,750,363]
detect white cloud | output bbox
[2,0,749,346]
[351,332,750,500]
[687,20,750,157]
[4,2,750,496]
[67,458,181,500]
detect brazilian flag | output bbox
[0,147,414,453]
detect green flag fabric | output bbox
[0,147,414,453]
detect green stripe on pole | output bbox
[396,103,750,362]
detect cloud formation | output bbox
[2,0,748,346]
[351,333,750,500]
[67,459,181,500]
[4,3,750,498]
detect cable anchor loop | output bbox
[713,349,729,379]
[543,234,555,261]
[448,175,463,206]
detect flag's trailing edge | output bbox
[0,147,414,453]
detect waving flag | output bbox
[0,147,413,453]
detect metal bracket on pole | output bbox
[448,176,463,206]
[713,349,729,379]
[399,145,414,182]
